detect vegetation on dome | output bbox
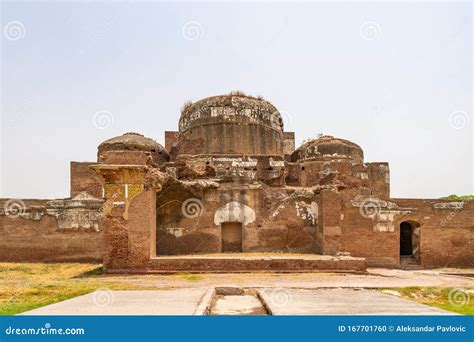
[181,91,275,115]
[228,90,247,96]
[302,134,325,145]
[180,100,193,114]
[228,91,272,104]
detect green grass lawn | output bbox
[0,263,152,315]
[381,287,474,315]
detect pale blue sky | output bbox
[1,1,472,199]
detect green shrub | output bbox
[441,194,474,200]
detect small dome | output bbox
[98,132,169,164]
[291,135,364,163]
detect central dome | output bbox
[177,93,284,156]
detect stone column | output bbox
[126,189,156,269]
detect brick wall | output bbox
[0,198,103,263]
[391,198,474,268]
[337,198,474,267]
[70,161,103,198]
[0,214,102,263]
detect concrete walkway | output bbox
[211,295,266,315]
[258,288,456,316]
[22,287,457,316]
[22,289,209,316]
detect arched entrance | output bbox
[214,201,256,253]
[400,222,413,256]
[399,221,421,266]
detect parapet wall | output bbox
[391,198,474,268]
[0,196,103,263]
[339,196,473,267]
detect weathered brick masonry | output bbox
[1,93,472,270]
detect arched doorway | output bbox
[399,221,421,266]
[214,201,256,253]
[400,222,413,256]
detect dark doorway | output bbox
[400,222,413,256]
[221,222,243,253]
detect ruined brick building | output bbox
[1,94,473,272]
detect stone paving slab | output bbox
[211,295,265,315]
[22,289,209,316]
[258,288,457,316]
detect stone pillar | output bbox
[319,189,342,255]
[101,208,128,271]
[127,189,156,268]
